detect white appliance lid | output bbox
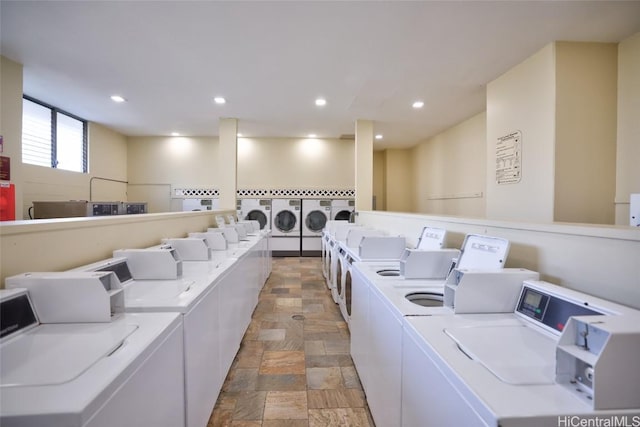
[444,324,556,385]
[458,234,509,269]
[1,322,137,387]
[123,279,195,301]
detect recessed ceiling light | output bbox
[237,133,243,137]
[171,132,180,137]
[110,95,126,103]
[412,101,424,109]
[315,98,327,107]
[214,97,226,104]
[307,134,317,138]
[375,134,383,140]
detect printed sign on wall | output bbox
[496,131,522,185]
[0,156,10,181]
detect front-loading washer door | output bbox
[306,210,327,233]
[245,209,267,229]
[275,210,297,233]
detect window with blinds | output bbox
[21,97,87,173]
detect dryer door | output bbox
[305,210,327,233]
[274,210,297,233]
[245,210,268,229]
[334,210,351,221]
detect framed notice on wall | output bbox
[496,131,522,185]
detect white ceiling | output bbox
[2,1,639,149]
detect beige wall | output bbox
[384,149,413,212]
[616,32,640,225]
[0,210,234,285]
[127,136,220,212]
[1,56,129,219]
[0,56,24,219]
[89,123,128,201]
[372,150,386,210]
[127,136,355,212]
[357,210,640,310]
[486,43,557,222]
[554,42,617,224]
[20,122,128,218]
[411,112,486,217]
[237,137,354,190]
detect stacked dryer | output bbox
[301,199,331,257]
[271,199,301,256]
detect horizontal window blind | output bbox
[21,96,87,173]
[56,112,85,172]
[22,99,52,168]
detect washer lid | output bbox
[444,324,556,385]
[124,279,195,302]
[1,322,137,387]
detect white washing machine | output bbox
[328,224,362,301]
[271,198,301,256]
[351,264,539,427]
[331,199,354,221]
[67,250,239,427]
[401,280,640,427]
[321,221,349,281]
[335,228,388,324]
[301,199,331,256]
[0,285,185,427]
[240,198,272,231]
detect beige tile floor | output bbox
[208,257,375,427]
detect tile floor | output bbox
[207,257,375,427]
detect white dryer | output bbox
[301,199,331,256]
[239,198,272,231]
[271,198,301,256]
[331,199,354,221]
[0,285,185,427]
[182,197,219,212]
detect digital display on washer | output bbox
[517,288,550,322]
[517,286,603,332]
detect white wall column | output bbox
[355,119,373,211]
[218,118,238,211]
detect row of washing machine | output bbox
[237,198,354,257]
[322,222,640,427]
[0,216,271,427]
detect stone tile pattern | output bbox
[208,257,375,427]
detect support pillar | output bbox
[218,118,238,211]
[355,119,374,211]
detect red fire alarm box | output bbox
[1,183,16,221]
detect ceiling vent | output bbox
[339,134,355,140]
